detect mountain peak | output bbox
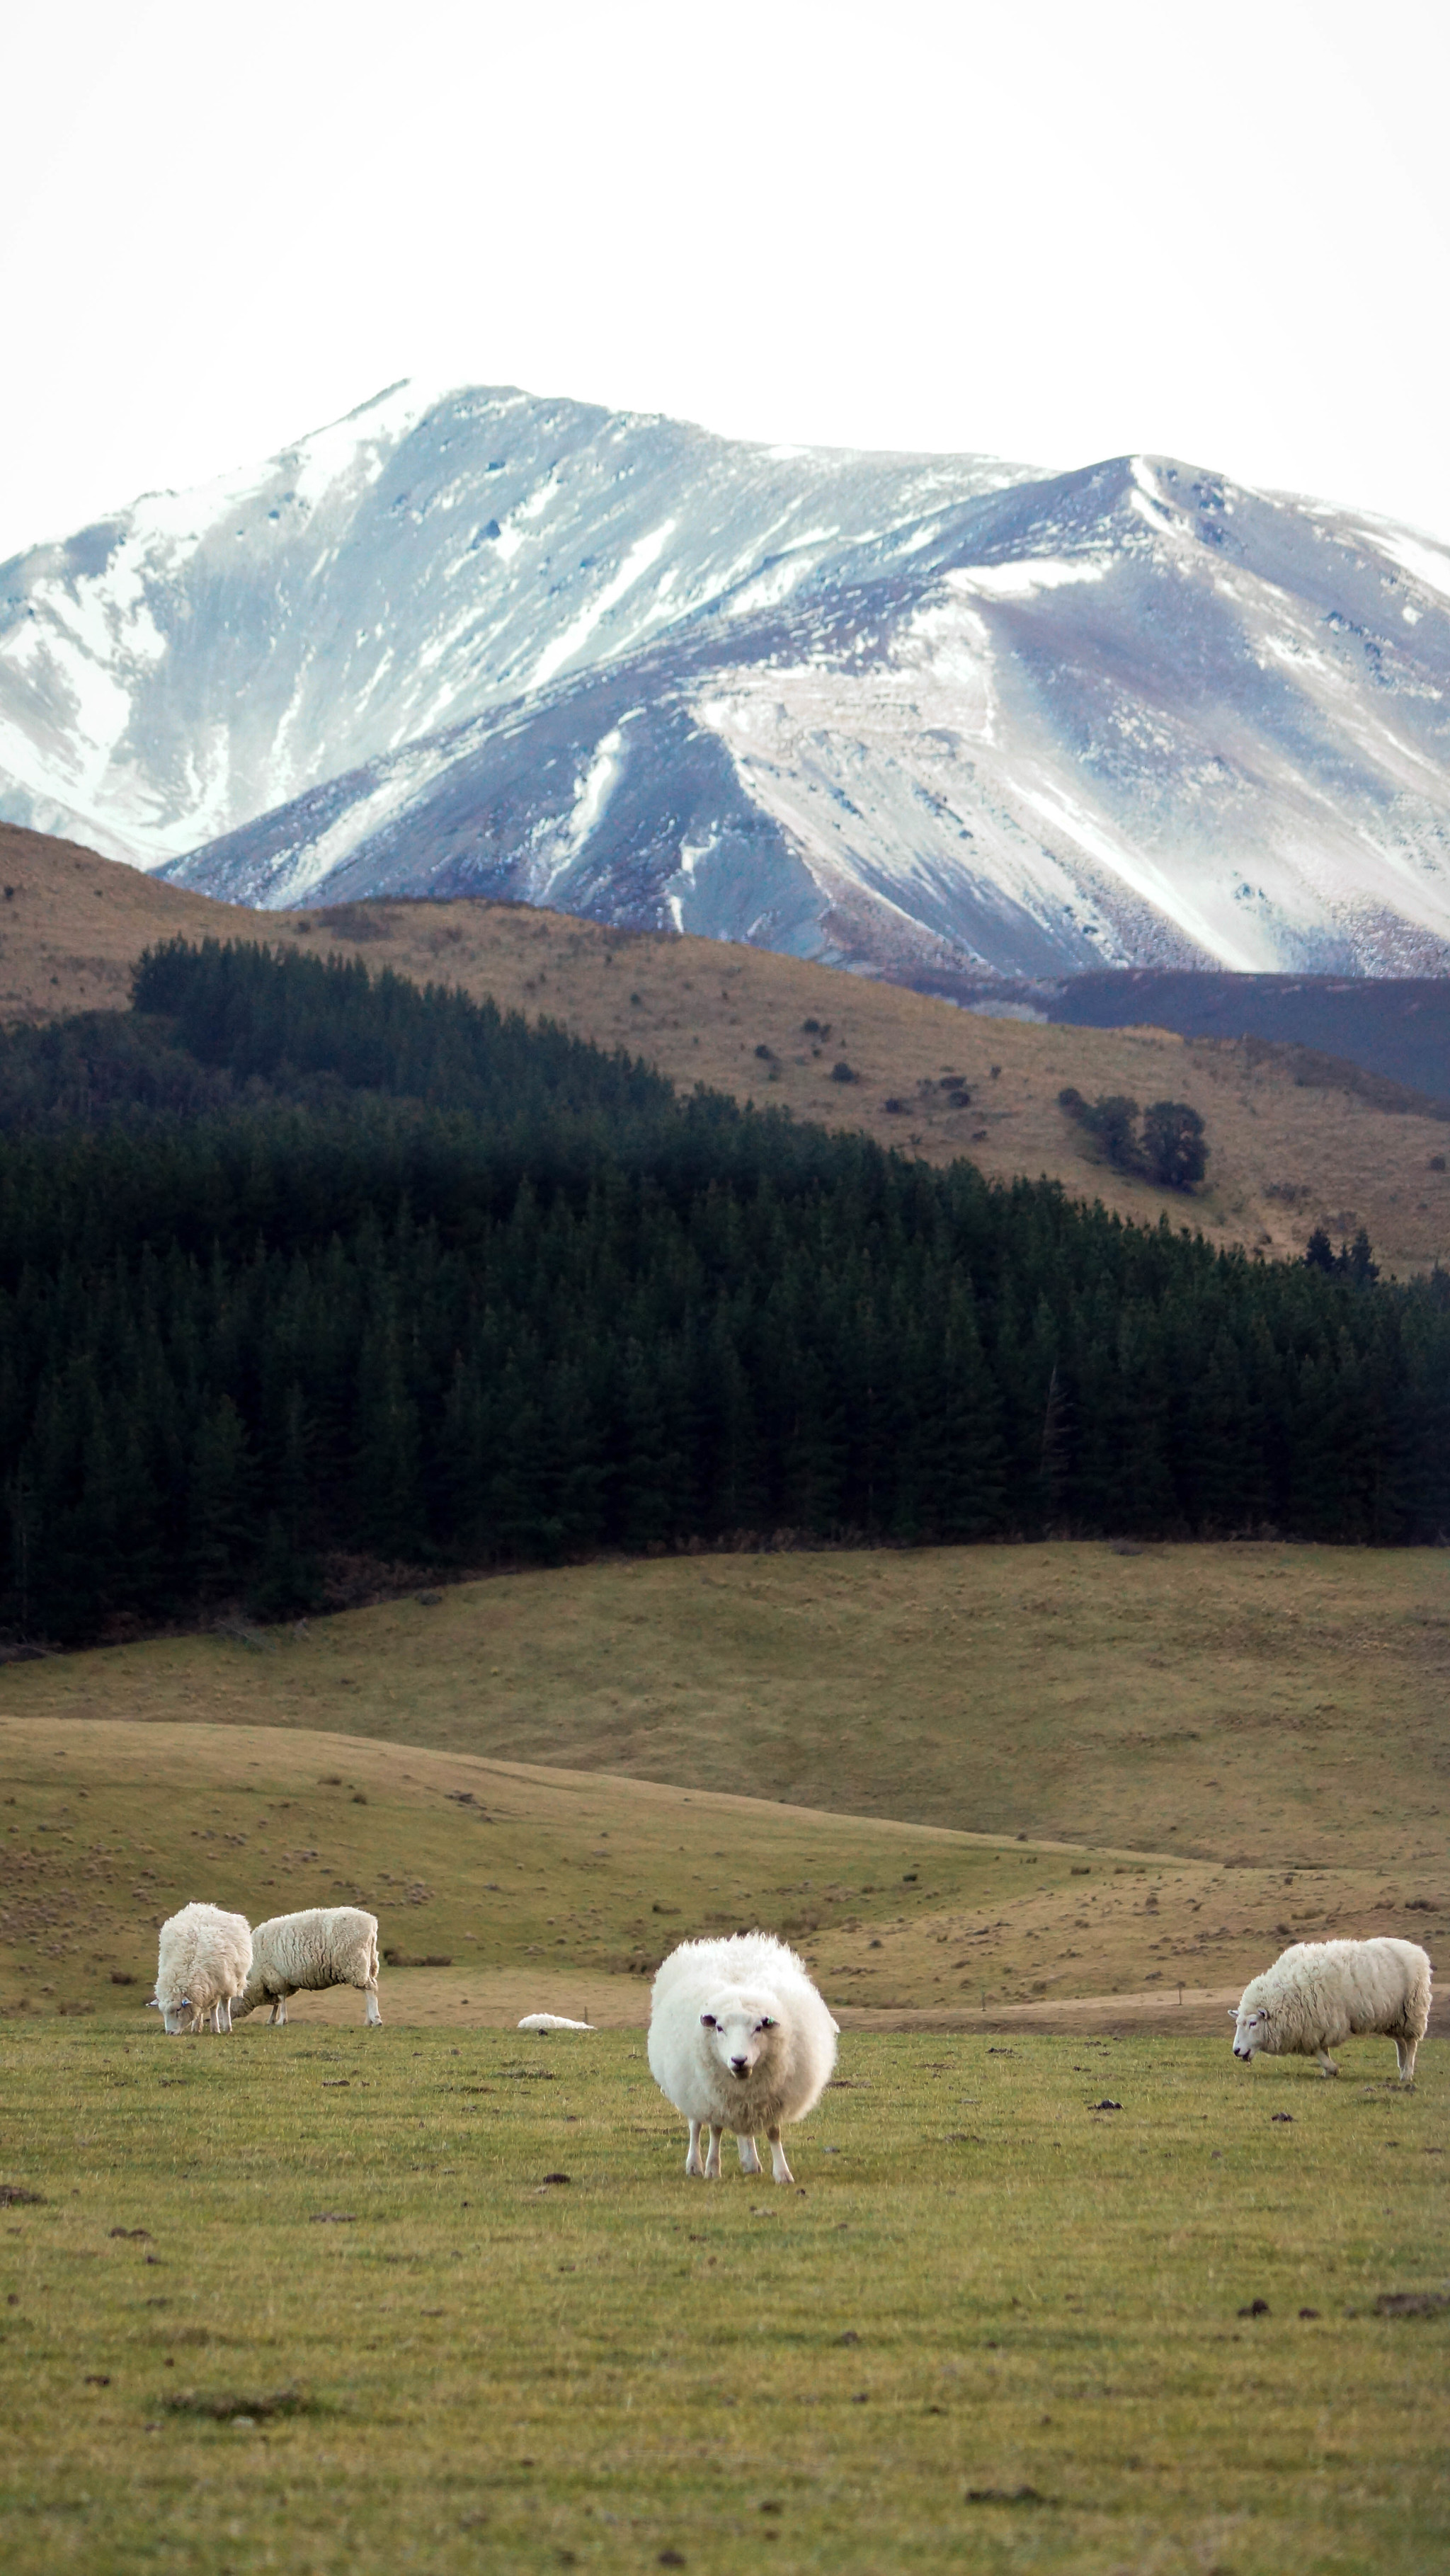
[3,388,1449,980]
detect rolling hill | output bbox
[1,1542,1444,2030]
[916,965,1450,1104]
[2,820,1449,1276]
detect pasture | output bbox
[0,1712,1443,2030]
[0,2020,1444,2576]
[5,1538,1445,1865]
[2,1538,1444,2565]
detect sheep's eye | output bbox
[758,2017,775,2030]
[700,2013,716,2028]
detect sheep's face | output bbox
[1231,2000,1270,2061]
[159,1996,196,2034]
[698,1988,782,2085]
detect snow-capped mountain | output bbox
[0,381,1031,864]
[4,382,1450,978]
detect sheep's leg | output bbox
[1395,2037,1418,2083]
[704,2126,724,2180]
[269,1994,288,2028]
[363,1982,382,2027]
[210,2003,224,2035]
[685,2120,706,2178]
[217,1997,234,2034]
[1315,2049,1339,2078]
[766,2125,794,2186]
[737,2134,763,2176]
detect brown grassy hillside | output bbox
[1,1706,1443,2032]
[2,1539,1444,2030]
[6,1542,1444,1877]
[3,821,1448,1273]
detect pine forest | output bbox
[1,940,1446,1643]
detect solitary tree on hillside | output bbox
[1141,1099,1208,1191]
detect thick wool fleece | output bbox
[1234,1936,1431,2074]
[232,1907,381,2023]
[648,1931,838,2139]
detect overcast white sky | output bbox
[3,0,1448,561]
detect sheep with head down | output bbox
[231,1906,382,2027]
[150,1901,253,2034]
[647,1931,838,2183]
[1231,1935,1432,2082]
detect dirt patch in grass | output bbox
[164,2386,314,2423]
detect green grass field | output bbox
[1,2021,1444,2576]
[2,1540,1446,2567]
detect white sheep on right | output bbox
[231,1907,382,2026]
[1231,1936,1432,2083]
[150,1901,253,2034]
[647,1931,838,2184]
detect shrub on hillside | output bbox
[1141,1099,1208,1190]
[1057,1087,1208,1190]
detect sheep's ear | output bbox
[1226,2008,1238,2017]
[700,2013,716,2028]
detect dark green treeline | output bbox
[1,939,1446,1641]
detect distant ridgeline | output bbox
[1,940,1447,1643]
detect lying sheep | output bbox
[151,1901,253,2035]
[231,1907,382,2026]
[647,1931,838,2184]
[1231,1936,1432,2082]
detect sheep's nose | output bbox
[730,2056,749,2077]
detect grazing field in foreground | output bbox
[0,2023,1444,2576]
[7,1542,1445,1867]
[0,1717,1442,2033]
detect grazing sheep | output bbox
[1231,1937,1432,2082]
[152,1902,253,2035]
[647,1932,838,2184]
[231,1907,382,2026]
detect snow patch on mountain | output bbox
[532,523,675,688]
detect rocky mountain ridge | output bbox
[4,381,1449,980]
